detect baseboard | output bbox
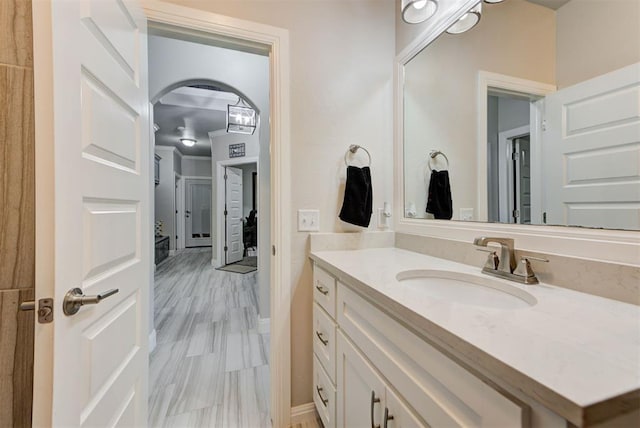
[290,402,316,425]
[258,317,270,334]
[148,329,157,353]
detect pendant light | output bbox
[227,97,257,135]
[484,0,504,3]
[446,3,482,34]
[401,0,438,24]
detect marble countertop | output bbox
[310,247,640,425]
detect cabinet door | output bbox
[337,331,385,428]
[384,387,428,428]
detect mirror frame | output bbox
[393,0,639,265]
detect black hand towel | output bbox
[339,166,373,227]
[426,170,453,220]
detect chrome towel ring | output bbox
[344,144,372,167]
[428,150,449,171]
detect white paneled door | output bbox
[543,62,640,229]
[185,179,212,247]
[34,0,150,426]
[225,166,244,264]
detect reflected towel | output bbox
[426,170,452,220]
[339,166,373,227]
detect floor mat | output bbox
[235,256,257,267]
[216,258,257,274]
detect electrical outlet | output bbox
[459,208,474,221]
[298,209,320,232]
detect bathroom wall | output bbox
[556,0,640,88]
[161,0,396,406]
[404,0,555,220]
[182,155,212,178]
[0,0,35,426]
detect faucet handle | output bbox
[514,256,549,283]
[476,248,499,270]
[522,255,549,263]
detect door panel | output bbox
[543,62,640,229]
[34,0,150,425]
[185,179,212,248]
[225,166,244,264]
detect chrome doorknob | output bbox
[63,288,119,316]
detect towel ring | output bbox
[428,150,449,171]
[344,144,372,167]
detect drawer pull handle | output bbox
[384,407,394,428]
[316,386,329,407]
[371,391,381,428]
[315,331,329,346]
[315,283,329,295]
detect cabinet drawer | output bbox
[337,283,527,428]
[313,264,336,319]
[314,354,337,428]
[313,302,337,384]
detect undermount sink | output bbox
[396,270,537,310]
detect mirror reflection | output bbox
[403,0,640,230]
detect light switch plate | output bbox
[298,209,320,232]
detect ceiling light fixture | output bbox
[227,97,257,135]
[483,0,504,3]
[401,0,438,24]
[446,3,482,34]
[180,138,196,147]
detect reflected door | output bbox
[185,180,212,247]
[513,137,531,224]
[543,63,640,229]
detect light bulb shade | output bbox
[483,0,504,3]
[180,138,196,147]
[446,3,481,34]
[401,0,438,24]
[227,103,257,135]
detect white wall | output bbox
[182,156,212,178]
[403,0,555,221]
[556,0,640,88]
[162,0,395,406]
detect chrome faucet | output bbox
[473,236,548,284]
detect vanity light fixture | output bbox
[401,0,438,24]
[446,3,482,34]
[180,138,196,147]
[227,97,257,135]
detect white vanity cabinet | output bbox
[312,262,527,428]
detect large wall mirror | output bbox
[402,0,640,231]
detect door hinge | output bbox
[511,152,520,161]
[224,246,228,252]
[543,212,547,223]
[19,298,54,323]
[224,174,228,180]
[512,209,520,218]
[542,119,547,131]
[272,245,276,256]
[224,210,228,216]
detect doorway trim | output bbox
[477,71,556,222]
[142,2,292,426]
[215,156,259,267]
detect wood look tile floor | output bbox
[149,248,270,427]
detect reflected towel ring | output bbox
[344,144,372,167]
[428,150,449,171]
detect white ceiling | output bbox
[526,0,571,10]
[153,86,239,157]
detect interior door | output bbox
[185,179,212,247]
[33,0,150,426]
[225,166,244,264]
[543,62,640,229]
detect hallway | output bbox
[149,248,270,427]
